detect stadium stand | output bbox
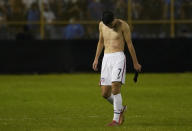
[0,0,191,39]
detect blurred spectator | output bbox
[27,3,40,28]
[67,0,84,20]
[174,0,182,19]
[140,0,164,20]
[75,0,87,20]
[27,3,40,39]
[162,0,170,19]
[43,3,57,39]
[0,3,9,39]
[9,0,25,20]
[132,0,142,19]
[43,0,65,20]
[114,0,127,20]
[22,0,36,9]
[88,0,103,20]
[0,1,7,20]
[61,0,86,20]
[62,17,85,39]
[180,0,192,19]
[38,0,49,11]
[43,3,55,24]
[47,0,62,19]
[0,1,11,20]
[22,0,49,11]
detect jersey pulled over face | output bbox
[101,19,125,53]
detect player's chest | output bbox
[102,28,122,40]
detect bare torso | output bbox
[101,19,125,53]
[93,18,141,72]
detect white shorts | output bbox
[100,52,126,86]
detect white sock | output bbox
[107,94,114,105]
[113,93,123,123]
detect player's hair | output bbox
[102,11,114,26]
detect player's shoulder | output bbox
[117,19,130,30]
[99,21,104,26]
[118,19,129,27]
[99,21,104,29]
[118,19,125,23]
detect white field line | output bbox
[0,115,100,121]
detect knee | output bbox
[101,92,110,99]
[111,88,120,95]
[101,86,111,99]
[112,82,121,95]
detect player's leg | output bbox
[100,55,113,104]
[108,52,126,125]
[111,82,123,123]
[101,86,113,104]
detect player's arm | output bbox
[93,22,104,71]
[122,22,142,72]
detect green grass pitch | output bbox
[0,73,192,131]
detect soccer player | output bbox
[92,11,142,126]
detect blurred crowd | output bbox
[0,0,192,39]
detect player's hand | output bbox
[92,59,98,71]
[134,63,142,72]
